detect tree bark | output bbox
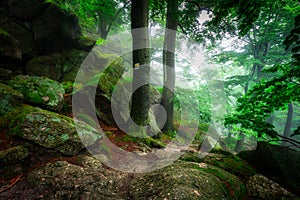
[282,102,294,146]
[161,0,178,132]
[130,0,150,126]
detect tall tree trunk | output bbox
[282,102,294,146]
[130,0,150,126]
[161,0,178,132]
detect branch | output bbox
[275,133,300,145]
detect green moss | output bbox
[0,28,9,36]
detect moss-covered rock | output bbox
[0,83,24,116]
[9,75,65,111]
[25,50,87,81]
[202,153,256,181]
[129,161,246,200]
[97,54,124,95]
[0,145,29,165]
[27,156,127,199]
[6,105,102,156]
[246,174,299,200]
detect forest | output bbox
[0,0,299,199]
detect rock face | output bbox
[0,0,91,77]
[9,75,65,111]
[239,141,300,196]
[246,174,299,200]
[0,83,24,116]
[7,105,102,156]
[32,5,81,53]
[0,28,21,61]
[129,162,246,200]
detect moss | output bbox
[0,28,9,36]
[9,75,65,110]
[203,154,256,181]
[0,145,29,165]
[186,162,247,200]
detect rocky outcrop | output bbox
[9,75,65,111]
[129,161,246,200]
[239,141,300,196]
[246,174,299,200]
[0,83,23,116]
[27,156,128,199]
[6,105,102,156]
[0,0,94,79]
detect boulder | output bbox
[129,162,246,200]
[9,75,65,111]
[0,83,24,116]
[7,105,102,156]
[25,54,63,80]
[0,28,22,61]
[25,49,88,81]
[246,174,299,200]
[32,5,81,53]
[27,156,127,199]
[0,145,29,165]
[239,142,300,196]
[7,0,49,21]
[0,14,35,57]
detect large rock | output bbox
[129,162,246,199]
[0,28,22,61]
[7,0,49,21]
[9,75,65,111]
[0,145,29,165]
[0,14,35,57]
[239,141,300,196]
[7,105,102,156]
[246,174,299,200]
[27,156,127,199]
[32,5,81,53]
[25,50,87,81]
[0,83,24,116]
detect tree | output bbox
[130,0,150,127]
[225,11,300,148]
[282,102,294,146]
[161,0,178,132]
[46,0,130,39]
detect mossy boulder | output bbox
[246,174,299,200]
[202,153,256,181]
[0,83,24,116]
[25,54,63,80]
[239,142,300,196]
[97,54,124,95]
[27,156,127,199]
[129,161,246,200]
[6,105,102,156]
[0,145,29,165]
[26,49,88,81]
[9,75,65,111]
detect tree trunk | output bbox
[161,0,178,132]
[282,102,294,146]
[234,132,245,152]
[130,0,150,126]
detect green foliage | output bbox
[45,0,129,37]
[174,86,211,123]
[225,12,300,138]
